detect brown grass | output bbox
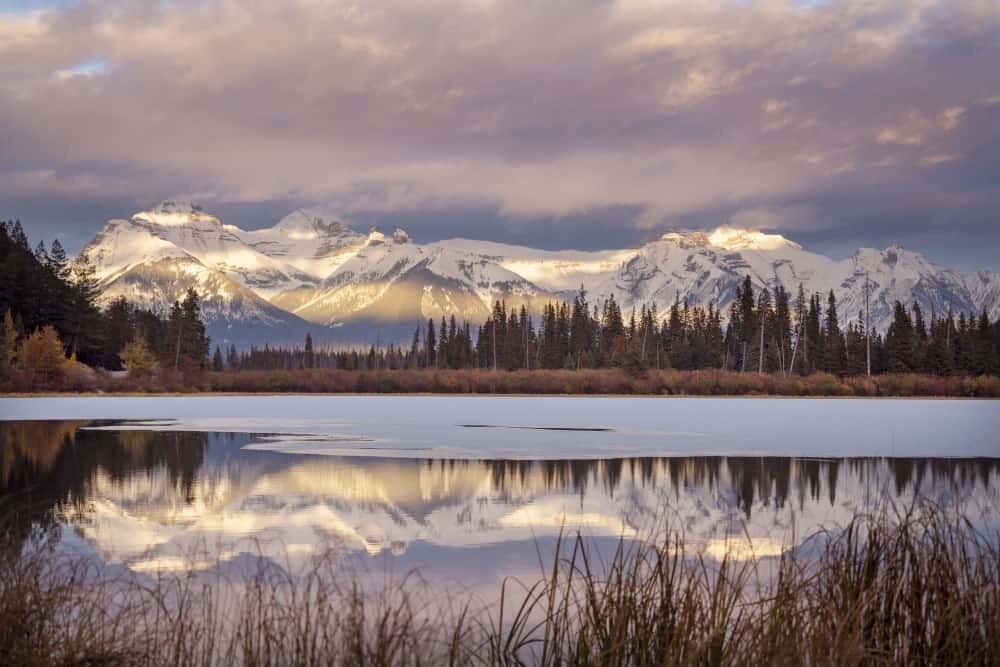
[1,500,998,665]
[3,367,1000,397]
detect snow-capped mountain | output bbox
[77,202,1000,346]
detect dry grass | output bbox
[4,366,1000,397]
[2,500,998,665]
[205,368,1000,397]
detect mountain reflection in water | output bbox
[2,421,998,576]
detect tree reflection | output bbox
[2,421,997,554]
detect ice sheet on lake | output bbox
[1,396,997,459]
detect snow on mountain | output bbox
[964,270,1000,322]
[237,208,368,280]
[77,202,1000,345]
[79,203,341,346]
[453,229,993,331]
[276,227,559,327]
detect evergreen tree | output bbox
[425,318,436,368]
[912,303,928,371]
[925,313,953,375]
[821,290,845,374]
[0,309,18,370]
[409,327,421,368]
[226,344,240,370]
[976,309,998,375]
[303,332,315,369]
[569,287,592,368]
[737,276,756,371]
[790,284,809,375]
[48,239,69,281]
[805,293,823,375]
[886,301,915,372]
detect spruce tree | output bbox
[821,290,845,374]
[886,301,915,372]
[226,344,240,370]
[425,318,436,368]
[409,327,421,368]
[304,333,315,369]
[0,309,17,370]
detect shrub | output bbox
[18,326,66,377]
[119,337,159,376]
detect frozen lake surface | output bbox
[1,395,998,598]
[1,395,997,458]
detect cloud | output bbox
[0,0,998,265]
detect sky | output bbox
[1,0,999,270]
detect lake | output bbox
[2,396,998,596]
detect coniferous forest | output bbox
[2,220,999,395]
[1,220,210,389]
[237,278,999,378]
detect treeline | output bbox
[227,277,1000,377]
[0,220,210,387]
[3,217,999,389]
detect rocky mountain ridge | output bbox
[77,201,1000,346]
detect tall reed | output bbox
[1,500,997,665]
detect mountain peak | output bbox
[657,230,711,246]
[274,208,353,239]
[655,226,800,251]
[707,226,800,251]
[132,200,220,227]
[367,228,387,245]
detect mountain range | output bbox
[77,200,1000,347]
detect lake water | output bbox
[2,396,998,597]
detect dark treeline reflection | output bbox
[1,422,207,543]
[2,421,998,547]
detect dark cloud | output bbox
[1,0,998,269]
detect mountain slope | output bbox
[77,202,1000,346]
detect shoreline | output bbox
[1,391,997,400]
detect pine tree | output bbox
[304,333,315,369]
[925,313,953,375]
[569,287,592,368]
[226,344,240,370]
[821,290,845,374]
[409,327,421,368]
[48,239,69,280]
[425,318,436,368]
[976,309,998,375]
[66,254,102,360]
[99,297,133,369]
[180,288,209,368]
[912,303,928,371]
[0,309,18,370]
[773,285,792,375]
[212,346,224,371]
[886,301,915,372]
[791,284,809,375]
[737,276,756,372]
[806,293,822,374]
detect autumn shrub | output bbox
[964,374,1000,397]
[119,337,159,376]
[57,360,99,392]
[18,326,66,378]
